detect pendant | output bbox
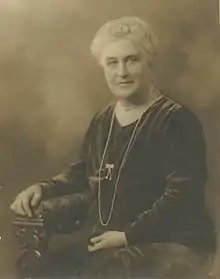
[105,164,114,181]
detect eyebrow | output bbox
[105,53,140,61]
[106,57,117,61]
[125,54,140,60]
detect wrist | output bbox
[122,232,128,246]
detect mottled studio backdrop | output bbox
[0,0,219,277]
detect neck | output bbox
[114,86,162,127]
[117,86,161,111]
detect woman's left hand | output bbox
[88,231,128,252]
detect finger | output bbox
[90,235,104,244]
[22,199,32,217]
[30,193,41,207]
[11,200,26,216]
[10,195,21,208]
[88,241,105,252]
[88,245,93,252]
[10,193,24,211]
[10,201,16,211]
[33,205,43,216]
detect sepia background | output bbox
[0,0,219,277]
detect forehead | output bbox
[101,39,142,60]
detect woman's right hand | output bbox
[10,184,43,217]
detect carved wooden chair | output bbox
[13,194,88,278]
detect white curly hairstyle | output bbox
[90,17,158,64]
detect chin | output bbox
[112,91,137,100]
[110,86,139,100]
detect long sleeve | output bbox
[40,116,96,200]
[125,108,207,244]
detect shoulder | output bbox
[90,102,114,124]
[160,96,205,148]
[95,102,114,118]
[150,93,200,137]
[84,103,115,135]
[158,94,202,131]
[158,94,182,113]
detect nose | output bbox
[117,61,128,78]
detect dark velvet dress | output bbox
[40,94,216,278]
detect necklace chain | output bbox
[98,108,143,226]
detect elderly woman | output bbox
[11,17,215,278]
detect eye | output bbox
[106,59,118,66]
[126,56,139,63]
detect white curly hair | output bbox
[90,17,158,64]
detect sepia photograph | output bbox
[0,0,220,278]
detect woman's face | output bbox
[100,39,152,100]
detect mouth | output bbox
[117,81,134,85]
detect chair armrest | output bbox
[13,214,51,278]
[40,193,89,233]
[13,193,90,277]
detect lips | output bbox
[117,81,134,85]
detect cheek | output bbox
[130,66,150,84]
[128,64,144,79]
[104,68,116,84]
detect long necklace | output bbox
[97,108,143,226]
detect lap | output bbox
[30,241,212,279]
[81,243,211,279]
